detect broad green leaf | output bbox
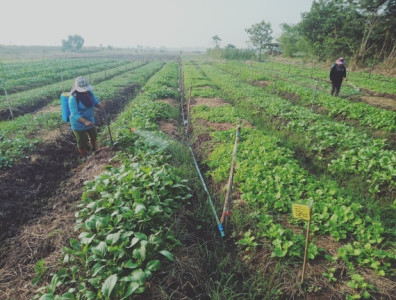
[39,294,54,300]
[149,205,162,216]
[159,250,174,262]
[123,260,139,269]
[135,286,146,294]
[128,237,140,248]
[353,249,361,256]
[134,204,146,215]
[133,244,146,261]
[70,239,80,250]
[146,260,161,271]
[92,241,108,257]
[84,291,96,299]
[134,232,147,240]
[60,292,75,300]
[131,269,146,285]
[101,274,117,298]
[106,231,121,245]
[122,282,140,299]
[79,232,95,245]
[92,262,105,277]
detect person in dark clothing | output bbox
[329,57,347,96]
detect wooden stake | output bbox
[188,85,192,128]
[2,81,14,119]
[301,218,312,283]
[220,126,241,227]
[311,79,319,111]
[301,200,313,284]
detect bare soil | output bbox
[0,95,55,121]
[353,95,396,111]
[0,84,139,299]
[159,119,182,140]
[0,147,116,299]
[252,80,272,87]
[360,88,396,100]
[190,97,229,108]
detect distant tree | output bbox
[295,0,395,67]
[278,23,300,57]
[298,0,361,61]
[62,35,84,52]
[350,0,396,65]
[245,20,273,61]
[212,35,222,48]
[225,44,236,49]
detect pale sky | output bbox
[0,0,314,49]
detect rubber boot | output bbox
[90,140,97,152]
[79,149,87,157]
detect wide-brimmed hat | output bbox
[335,57,345,65]
[71,76,93,93]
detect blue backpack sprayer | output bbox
[60,92,113,146]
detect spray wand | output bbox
[103,107,113,147]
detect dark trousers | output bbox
[331,82,342,96]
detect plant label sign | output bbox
[292,204,311,221]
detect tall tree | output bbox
[212,35,221,48]
[351,0,396,65]
[62,35,85,52]
[278,23,300,57]
[298,0,396,67]
[298,0,362,61]
[245,20,273,61]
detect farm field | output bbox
[0,50,395,300]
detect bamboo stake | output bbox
[220,126,241,227]
[311,79,319,111]
[301,200,313,284]
[2,81,14,119]
[187,84,192,130]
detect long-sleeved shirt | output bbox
[68,91,99,131]
[330,64,346,86]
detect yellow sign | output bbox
[292,204,311,221]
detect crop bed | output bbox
[184,60,395,299]
[0,53,394,300]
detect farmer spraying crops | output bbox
[329,57,347,96]
[69,76,105,157]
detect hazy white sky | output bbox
[0,0,314,49]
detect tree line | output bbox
[209,0,395,68]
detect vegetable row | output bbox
[0,61,146,112]
[185,65,394,297]
[196,62,395,198]
[1,59,125,94]
[35,62,190,299]
[220,61,396,131]
[251,60,396,94]
[0,62,164,170]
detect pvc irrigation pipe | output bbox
[179,63,225,238]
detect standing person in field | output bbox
[329,57,347,96]
[69,76,104,157]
